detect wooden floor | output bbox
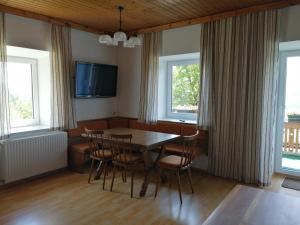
[0,169,299,225]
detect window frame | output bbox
[166,58,199,121]
[274,49,300,176]
[7,56,40,128]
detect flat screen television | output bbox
[75,61,118,98]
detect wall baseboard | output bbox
[0,167,67,189]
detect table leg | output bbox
[139,146,166,197]
[94,160,103,180]
[155,146,168,184]
[139,149,151,197]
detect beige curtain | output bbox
[50,24,75,130]
[198,10,279,185]
[0,13,10,139]
[138,32,162,124]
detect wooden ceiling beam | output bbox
[0,4,104,35]
[132,0,300,34]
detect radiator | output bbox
[0,131,67,184]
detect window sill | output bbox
[10,125,51,139]
[158,118,197,125]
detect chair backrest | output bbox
[84,128,108,159]
[109,134,133,164]
[179,130,199,167]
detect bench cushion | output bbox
[158,155,189,168]
[164,143,203,157]
[71,143,90,153]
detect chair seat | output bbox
[114,153,142,164]
[164,143,201,157]
[71,143,90,153]
[158,155,189,168]
[91,149,112,159]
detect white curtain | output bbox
[138,32,162,124]
[0,13,10,139]
[198,10,279,185]
[50,24,75,130]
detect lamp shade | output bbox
[123,40,135,48]
[98,35,112,44]
[106,38,119,46]
[113,31,127,42]
[128,36,142,46]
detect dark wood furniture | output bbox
[68,117,208,173]
[155,131,199,204]
[84,129,112,189]
[102,128,180,197]
[68,120,108,172]
[203,184,300,225]
[69,142,90,173]
[109,134,145,198]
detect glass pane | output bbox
[285,56,300,120]
[171,64,200,114]
[7,61,34,126]
[282,56,300,171]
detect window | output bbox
[166,59,200,120]
[7,56,39,128]
[6,46,51,134]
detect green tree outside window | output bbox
[171,64,200,113]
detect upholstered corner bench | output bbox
[67,117,208,173]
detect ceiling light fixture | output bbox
[98,6,142,48]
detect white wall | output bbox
[117,47,141,118]
[71,29,118,121]
[5,14,118,122]
[280,5,300,42]
[6,14,50,50]
[162,24,201,56]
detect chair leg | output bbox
[110,164,117,192]
[131,170,134,198]
[176,169,182,204]
[122,168,125,182]
[94,160,103,180]
[187,168,194,194]
[169,174,172,189]
[124,168,127,183]
[155,167,161,198]
[88,159,95,183]
[105,162,109,176]
[102,161,107,190]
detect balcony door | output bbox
[275,50,300,176]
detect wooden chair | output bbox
[109,134,145,198]
[84,128,112,189]
[155,131,199,204]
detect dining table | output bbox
[85,128,180,197]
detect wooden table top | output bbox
[203,184,300,225]
[102,128,180,150]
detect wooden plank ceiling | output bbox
[0,0,291,33]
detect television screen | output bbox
[75,61,118,98]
